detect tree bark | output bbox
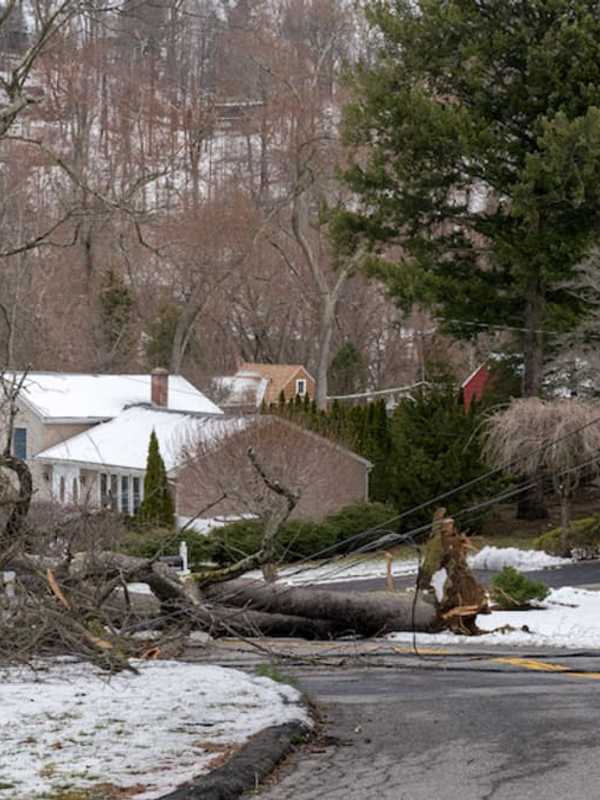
[522,276,545,398]
[192,605,339,639]
[559,485,571,554]
[517,279,549,519]
[205,580,440,635]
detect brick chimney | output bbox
[151,368,169,407]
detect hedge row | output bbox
[121,502,397,568]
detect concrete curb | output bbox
[156,720,311,800]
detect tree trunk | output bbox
[522,277,545,398]
[559,486,571,555]
[192,605,339,639]
[205,580,440,635]
[517,279,549,519]
[315,295,336,410]
[516,472,549,520]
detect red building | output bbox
[462,363,491,411]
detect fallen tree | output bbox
[0,373,488,671]
[204,580,439,636]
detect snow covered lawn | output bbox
[245,546,571,587]
[390,586,600,650]
[0,660,309,800]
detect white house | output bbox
[8,369,223,510]
[6,369,371,522]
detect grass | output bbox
[255,663,297,687]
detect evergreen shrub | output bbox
[137,430,175,530]
[121,527,213,566]
[535,515,600,559]
[490,566,549,610]
[208,502,395,566]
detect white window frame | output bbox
[98,471,144,515]
[295,378,307,397]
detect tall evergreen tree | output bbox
[137,430,175,529]
[388,379,491,531]
[343,0,600,397]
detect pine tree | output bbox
[388,379,491,532]
[137,430,175,529]
[343,1,600,396]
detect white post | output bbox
[179,541,190,575]
[2,571,16,600]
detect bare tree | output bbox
[484,398,600,538]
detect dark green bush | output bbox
[208,502,395,566]
[491,566,549,610]
[535,515,600,558]
[120,527,213,566]
[387,375,498,535]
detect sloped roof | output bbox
[212,374,269,407]
[13,372,222,421]
[238,363,314,398]
[35,406,244,472]
[240,362,312,382]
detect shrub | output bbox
[536,515,600,559]
[120,527,214,567]
[387,375,497,535]
[490,566,550,610]
[208,502,396,566]
[137,431,175,529]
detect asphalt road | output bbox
[255,654,600,800]
[315,559,600,594]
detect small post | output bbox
[2,570,16,600]
[179,541,190,576]
[384,552,395,592]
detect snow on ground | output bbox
[245,546,571,587]
[176,514,255,535]
[245,557,421,586]
[469,546,571,572]
[0,660,309,800]
[390,587,600,650]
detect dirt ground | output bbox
[477,484,600,543]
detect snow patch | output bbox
[249,546,570,587]
[469,546,571,572]
[0,660,309,800]
[390,586,600,650]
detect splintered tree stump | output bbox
[418,511,488,634]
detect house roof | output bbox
[240,363,314,380]
[35,406,244,472]
[35,408,370,474]
[13,372,222,421]
[238,363,314,394]
[461,363,489,389]
[212,373,269,407]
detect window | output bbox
[121,476,130,514]
[100,473,109,507]
[12,428,27,460]
[295,378,306,397]
[133,477,141,514]
[59,476,65,504]
[72,478,79,505]
[110,474,118,512]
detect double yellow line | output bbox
[392,646,600,680]
[493,656,600,680]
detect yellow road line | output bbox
[493,656,600,680]
[393,645,450,656]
